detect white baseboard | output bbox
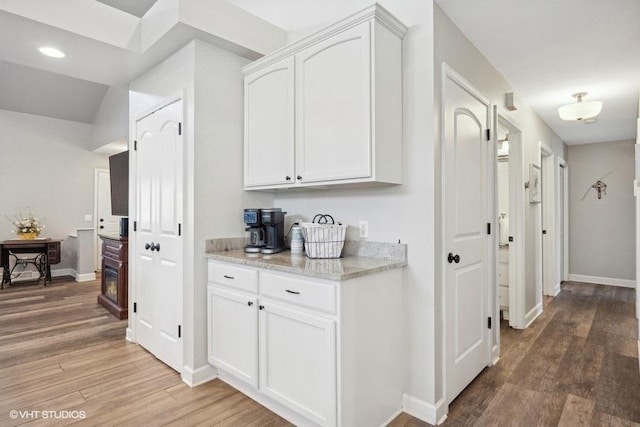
[402,394,447,425]
[75,272,96,282]
[552,284,561,296]
[568,274,636,289]
[524,302,543,328]
[181,364,217,387]
[125,327,134,343]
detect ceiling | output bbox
[0,61,108,123]
[435,0,640,145]
[95,0,158,18]
[0,0,637,145]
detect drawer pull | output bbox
[223,275,234,280]
[285,289,300,295]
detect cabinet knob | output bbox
[297,175,302,181]
[145,243,151,250]
[285,176,291,181]
[259,305,265,310]
[247,301,254,306]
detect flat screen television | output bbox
[109,151,129,216]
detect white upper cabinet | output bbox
[295,22,371,184]
[243,5,407,190]
[244,57,295,187]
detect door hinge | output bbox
[134,140,137,151]
[486,129,491,141]
[133,221,137,232]
[487,223,491,235]
[178,122,182,136]
[178,223,182,236]
[508,236,513,242]
[133,302,137,313]
[178,325,181,338]
[488,317,492,329]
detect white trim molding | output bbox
[75,272,96,282]
[402,394,447,425]
[568,274,636,289]
[524,302,543,328]
[181,364,217,387]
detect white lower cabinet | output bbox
[259,302,336,426]
[207,286,258,387]
[207,259,403,427]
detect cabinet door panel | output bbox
[296,22,371,183]
[259,302,336,426]
[244,58,295,187]
[208,287,259,387]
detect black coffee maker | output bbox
[243,209,265,253]
[261,208,286,254]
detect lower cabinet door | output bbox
[208,286,259,387]
[259,301,337,426]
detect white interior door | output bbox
[134,99,184,373]
[95,169,120,270]
[443,68,491,403]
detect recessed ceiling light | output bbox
[38,46,65,58]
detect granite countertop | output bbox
[205,238,407,281]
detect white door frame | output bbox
[494,108,527,331]
[540,143,556,297]
[558,158,569,283]
[93,168,108,272]
[441,64,493,405]
[128,91,185,348]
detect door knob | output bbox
[145,243,151,250]
[297,175,302,180]
[151,243,160,252]
[99,225,104,229]
[447,253,461,264]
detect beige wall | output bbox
[568,140,636,282]
[0,109,109,270]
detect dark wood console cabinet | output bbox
[97,235,128,319]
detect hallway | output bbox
[443,281,640,425]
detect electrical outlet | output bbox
[359,220,368,239]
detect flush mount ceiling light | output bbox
[38,46,65,58]
[558,92,602,121]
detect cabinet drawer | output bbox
[260,272,336,314]
[209,262,258,294]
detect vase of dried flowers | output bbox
[6,209,44,239]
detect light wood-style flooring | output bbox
[0,278,637,426]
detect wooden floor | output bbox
[0,279,638,426]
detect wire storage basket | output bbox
[300,214,347,259]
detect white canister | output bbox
[290,225,304,254]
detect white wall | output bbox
[129,40,273,380]
[0,109,109,270]
[90,86,129,151]
[568,140,636,284]
[271,0,438,417]
[433,3,566,407]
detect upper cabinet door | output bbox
[244,57,295,188]
[295,22,372,184]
